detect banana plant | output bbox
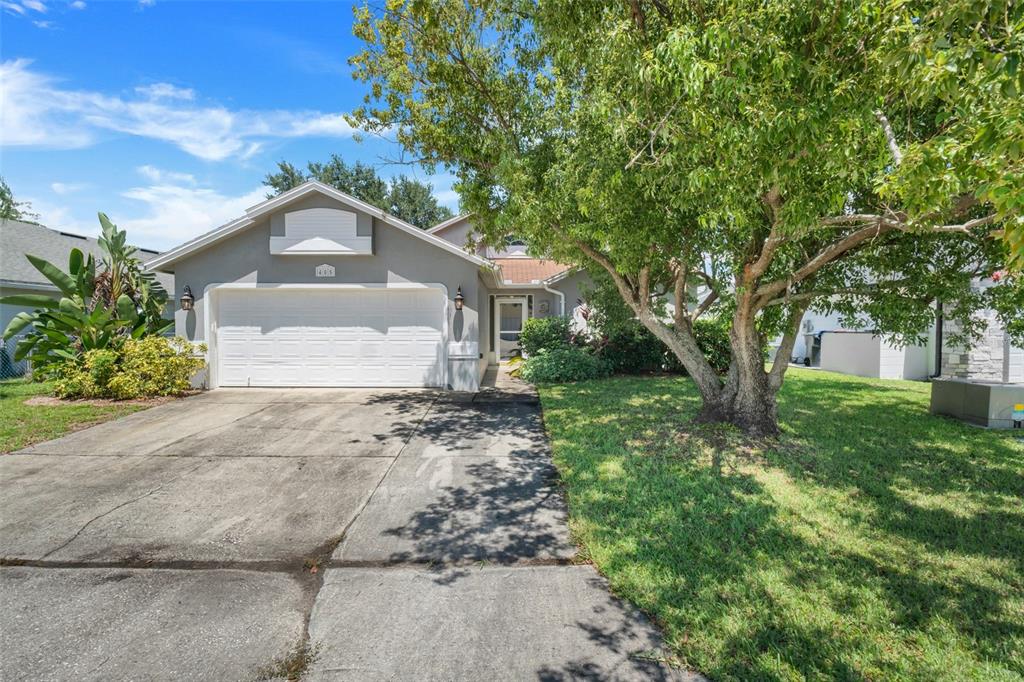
[0,213,173,372]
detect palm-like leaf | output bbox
[11,213,174,373]
[26,255,77,297]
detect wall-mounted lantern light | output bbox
[180,285,195,311]
[454,286,465,311]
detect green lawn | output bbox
[0,379,149,453]
[539,369,1024,681]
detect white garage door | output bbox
[215,288,445,387]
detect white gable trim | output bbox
[147,181,489,271]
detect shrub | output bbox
[0,213,172,373]
[54,336,205,400]
[657,317,735,375]
[691,317,734,374]
[519,316,572,356]
[598,322,666,373]
[520,346,610,384]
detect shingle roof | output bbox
[492,258,571,285]
[0,219,174,294]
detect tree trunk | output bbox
[691,303,781,437]
[633,308,781,437]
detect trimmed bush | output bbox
[519,316,572,356]
[54,336,205,400]
[520,346,610,384]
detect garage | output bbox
[214,287,445,388]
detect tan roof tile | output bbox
[492,258,571,285]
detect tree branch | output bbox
[755,220,896,303]
[638,266,651,313]
[874,109,903,167]
[768,301,810,390]
[690,288,719,321]
[625,94,684,169]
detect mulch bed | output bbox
[24,392,200,407]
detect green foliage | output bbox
[54,337,205,400]
[582,273,734,374]
[0,175,38,223]
[690,318,735,375]
[539,371,1024,680]
[263,154,454,229]
[349,0,1023,418]
[597,323,666,374]
[520,346,610,384]
[0,213,173,372]
[593,317,734,375]
[519,316,572,355]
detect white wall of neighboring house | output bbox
[787,277,1020,384]
[819,331,930,380]
[791,310,847,361]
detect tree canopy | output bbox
[0,176,39,223]
[263,154,454,229]
[349,0,1023,434]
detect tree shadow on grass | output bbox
[540,374,1024,680]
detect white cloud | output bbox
[69,0,85,9]
[138,0,154,6]
[27,197,95,237]
[0,59,357,161]
[120,181,266,245]
[31,174,266,249]
[1,1,27,14]
[135,165,196,185]
[135,82,194,100]
[21,0,45,11]
[51,181,88,195]
[32,19,52,28]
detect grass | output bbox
[538,368,1024,681]
[0,378,149,453]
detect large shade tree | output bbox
[350,0,1023,435]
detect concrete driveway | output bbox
[0,387,690,681]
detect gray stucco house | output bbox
[147,180,588,391]
[0,219,173,377]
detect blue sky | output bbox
[0,0,456,250]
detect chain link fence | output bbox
[1,341,28,380]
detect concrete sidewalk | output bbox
[1,384,693,681]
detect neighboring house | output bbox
[786,278,1022,383]
[147,181,589,392]
[0,219,173,378]
[938,278,1023,384]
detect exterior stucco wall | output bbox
[433,217,478,252]
[820,331,928,380]
[550,270,591,317]
[168,195,484,390]
[476,275,494,378]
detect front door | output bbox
[497,300,526,360]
